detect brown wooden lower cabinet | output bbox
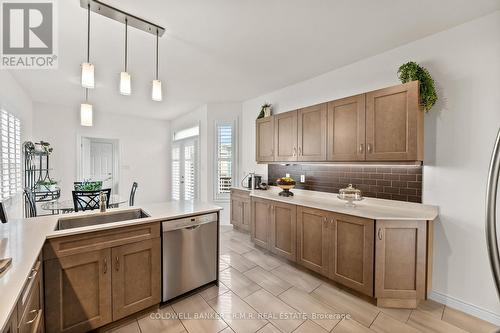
[330,214,374,296]
[297,206,331,276]
[44,249,112,333]
[375,220,427,308]
[230,189,251,232]
[44,223,161,333]
[251,197,432,308]
[269,202,296,261]
[251,197,296,261]
[251,198,272,249]
[112,238,161,320]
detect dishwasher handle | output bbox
[185,224,200,230]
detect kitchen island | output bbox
[0,201,222,333]
[231,186,438,309]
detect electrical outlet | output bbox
[300,175,305,183]
[285,173,290,178]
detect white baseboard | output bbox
[429,291,500,326]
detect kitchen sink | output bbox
[55,209,150,230]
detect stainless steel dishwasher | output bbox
[162,212,218,302]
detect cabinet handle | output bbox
[103,258,107,274]
[293,147,296,156]
[27,268,38,280]
[25,309,40,325]
[115,256,119,271]
[298,146,302,156]
[367,143,372,153]
[378,228,383,240]
[359,144,364,153]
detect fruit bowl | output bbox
[276,177,296,197]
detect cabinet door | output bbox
[269,202,297,261]
[375,220,426,307]
[327,94,365,161]
[298,103,327,161]
[297,206,330,276]
[331,214,374,296]
[251,198,271,249]
[241,199,251,232]
[3,307,17,333]
[274,111,298,161]
[256,117,275,162]
[44,249,112,333]
[230,196,244,228]
[365,81,422,161]
[112,238,161,320]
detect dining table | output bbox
[40,194,128,214]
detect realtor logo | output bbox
[1,0,58,69]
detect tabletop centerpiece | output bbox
[337,184,364,207]
[276,176,296,197]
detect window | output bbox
[215,122,234,201]
[172,127,199,200]
[0,110,21,200]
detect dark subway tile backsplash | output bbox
[268,164,423,203]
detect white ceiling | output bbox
[9,0,500,120]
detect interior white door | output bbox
[171,138,198,200]
[81,138,117,192]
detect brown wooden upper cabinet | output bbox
[297,103,327,161]
[366,81,423,161]
[327,94,365,161]
[256,116,274,162]
[255,81,423,163]
[274,111,298,161]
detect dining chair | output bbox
[129,182,138,206]
[24,188,37,218]
[72,189,111,212]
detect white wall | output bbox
[241,12,500,323]
[33,103,170,205]
[0,71,34,218]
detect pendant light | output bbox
[151,29,162,101]
[81,4,94,89]
[80,89,93,126]
[120,18,131,95]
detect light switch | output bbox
[300,175,305,183]
[285,173,290,178]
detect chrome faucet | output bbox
[99,191,107,212]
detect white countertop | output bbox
[238,186,438,221]
[0,201,222,332]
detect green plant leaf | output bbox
[397,61,437,112]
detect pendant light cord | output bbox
[124,18,128,72]
[87,4,90,63]
[155,29,159,80]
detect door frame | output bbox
[77,136,120,195]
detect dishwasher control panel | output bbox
[162,212,218,231]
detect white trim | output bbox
[429,291,500,326]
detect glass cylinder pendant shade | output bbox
[81,62,95,89]
[152,79,162,101]
[120,72,131,95]
[80,103,93,126]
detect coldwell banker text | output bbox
[1,0,58,69]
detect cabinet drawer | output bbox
[44,222,160,259]
[17,256,42,322]
[17,269,42,333]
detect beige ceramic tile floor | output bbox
[107,225,498,333]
